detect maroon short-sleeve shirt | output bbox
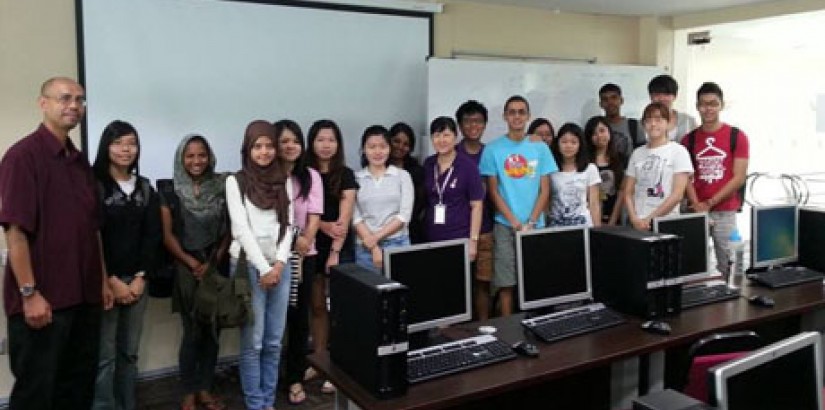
[0,124,103,316]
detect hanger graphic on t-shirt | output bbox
[696,137,726,159]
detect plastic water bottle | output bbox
[728,228,745,287]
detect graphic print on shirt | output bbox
[640,154,665,199]
[503,154,536,179]
[695,137,727,184]
[598,169,616,202]
[550,179,587,226]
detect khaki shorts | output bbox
[474,232,494,282]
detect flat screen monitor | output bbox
[653,213,712,281]
[750,204,798,269]
[384,239,471,334]
[516,226,591,311]
[799,207,825,272]
[709,331,823,410]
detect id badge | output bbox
[434,204,446,225]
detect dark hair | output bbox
[647,74,679,96]
[504,95,530,113]
[455,100,488,123]
[274,119,312,200]
[307,119,346,199]
[598,83,622,96]
[584,116,624,187]
[697,81,724,101]
[527,118,554,138]
[93,120,140,183]
[430,116,457,135]
[552,123,590,172]
[642,102,671,122]
[360,125,391,167]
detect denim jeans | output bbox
[233,259,290,410]
[355,235,410,272]
[92,276,148,410]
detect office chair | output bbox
[679,331,763,402]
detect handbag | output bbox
[191,249,253,336]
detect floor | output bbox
[135,365,334,410]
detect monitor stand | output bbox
[408,327,454,351]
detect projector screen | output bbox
[79,0,432,182]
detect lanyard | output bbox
[434,165,454,205]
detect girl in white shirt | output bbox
[624,102,694,231]
[226,120,294,410]
[548,123,602,227]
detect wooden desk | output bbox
[308,280,825,410]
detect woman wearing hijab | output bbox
[226,121,294,410]
[159,135,230,410]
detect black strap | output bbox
[628,118,643,148]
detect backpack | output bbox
[685,127,746,212]
[150,179,181,298]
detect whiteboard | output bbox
[80,0,431,181]
[426,58,662,155]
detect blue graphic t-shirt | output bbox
[479,136,557,227]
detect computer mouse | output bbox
[512,341,540,358]
[640,320,672,335]
[748,294,775,308]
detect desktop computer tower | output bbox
[329,263,409,398]
[589,227,682,318]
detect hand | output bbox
[631,217,651,231]
[469,240,478,262]
[295,235,311,256]
[129,276,145,299]
[192,263,208,280]
[691,201,711,213]
[330,221,347,239]
[260,262,284,289]
[325,251,340,274]
[371,246,383,270]
[23,292,52,329]
[109,277,135,305]
[521,223,534,232]
[362,234,378,251]
[102,281,114,310]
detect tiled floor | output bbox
[136,365,334,410]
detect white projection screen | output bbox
[78,0,432,182]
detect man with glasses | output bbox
[682,82,750,277]
[0,77,114,409]
[480,95,557,316]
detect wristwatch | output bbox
[134,271,146,278]
[19,283,36,298]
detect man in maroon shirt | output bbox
[0,77,114,409]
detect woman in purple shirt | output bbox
[423,117,484,260]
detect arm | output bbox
[98,233,114,309]
[648,172,691,219]
[487,175,522,229]
[5,225,51,328]
[704,158,749,210]
[685,177,705,212]
[373,171,413,241]
[623,176,647,230]
[588,184,602,227]
[131,185,162,298]
[527,175,551,228]
[468,200,482,261]
[326,189,356,272]
[160,206,204,276]
[226,175,272,275]
[607,178,625,225]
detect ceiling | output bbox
[443,0,780,17]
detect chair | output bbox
[678,331,763,402]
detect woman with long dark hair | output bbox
[91,120,161,410]
[388,122,425,244]
[585,116,626,225]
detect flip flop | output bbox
[304,367,319,381]
[288,383,307,405]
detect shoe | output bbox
[288,383,307,405]
[321,380,336,394]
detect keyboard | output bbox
[749,267,824,289]
[406,334,516,384]
[681,282,741,309]
[521,303,625,343]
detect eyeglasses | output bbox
[506,109,528,116]
[44,94,87,107]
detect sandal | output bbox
[197,394,227,410]
[321,380,337,394]
[304,366,319,381]
[288,383,307,405]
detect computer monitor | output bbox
[799,207,825,272]
[516,226,591,311]
[750,204,798,269]
[384,239,471,334]
[709,331,823,410]
[653,213,712,281]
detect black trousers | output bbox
[8,303,102,410]
[283,255,317,386]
